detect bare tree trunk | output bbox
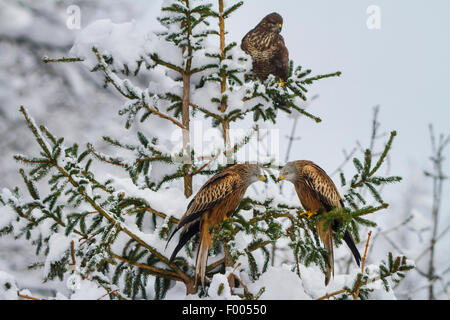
[182,72,193,198]
[182,0,193,198]
[218,0,232,164]
[426,125,450,300]
[427,153,443,300]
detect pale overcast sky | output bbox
[227,0,450,179]
[141,0,450,179]
[98,0,450,197]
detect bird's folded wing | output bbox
[301,164,343,211]
[274,36,289,80]
[177,172,240,229]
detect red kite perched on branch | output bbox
[279,160,361,285]
[167,163,267,288]
[241,12,289,84]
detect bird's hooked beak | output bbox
[258,175,267,182]
[272,23,282,33]
[277,175,286,182]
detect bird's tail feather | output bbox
[195,222,212,289]
[168,220,200,263]
[165,226,180,250]
[343,230,362,267]
[317,221,334,286]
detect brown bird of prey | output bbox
[167,163,267,288]
[278,160,361,285]
[241,12,289,84]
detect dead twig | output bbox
[17,292,41,300]
[361,231,372,273]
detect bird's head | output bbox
[260,12,283,34]
[278,161,297,183]
[237,163,267,184]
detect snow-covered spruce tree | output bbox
[0,0,413,300]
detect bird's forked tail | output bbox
[317,221,334,286]
[195,221,213,289]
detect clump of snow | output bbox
[0,271,19,300]
[191,82,222,114]
[246,264,312,300]
[109,174,188,219]
[1,188,18,205]
[367,286,397,300]
[364,264,383,290]
[69,278,108,300]
[54,292,69,300]
[0,203,15,230]
[233,232,254,252]
[165,281,190,300]
[70,19,150,71]
[207,273,239,300]
[43,233,74,276]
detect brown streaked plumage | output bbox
[241,12,289,82]
[167,163,266,288]
[279,160,361,285]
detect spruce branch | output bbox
[111,253,183,282]
[317,253,414,300]
[149,53,184,74]
[15,108,195,293]
[351,131,399,189]
[42,56,84,64]
[91,48,186,130]
[190,103,223,120]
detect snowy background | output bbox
[0,0,449,299]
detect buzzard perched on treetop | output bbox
[167,163,267,289]
[279,160,361,285]
[241,12,289,84]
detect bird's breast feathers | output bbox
[245,31,278,52]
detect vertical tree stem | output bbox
[182,72,193,198]
[217,1,234,281]
[182,0,193,198]
[219,0,231,163]
[426,125,450,300]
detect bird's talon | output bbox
[300,211,316,219]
